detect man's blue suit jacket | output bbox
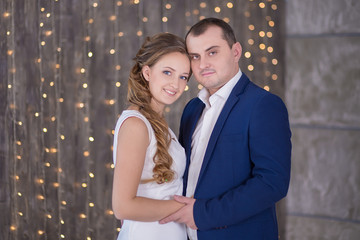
[179,74,292,240]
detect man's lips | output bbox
[200,70,215,77]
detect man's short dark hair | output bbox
[185,18,237,48]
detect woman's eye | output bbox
[163,70,171,76]
[180,76,188,81]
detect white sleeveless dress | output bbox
[113,110,187,240]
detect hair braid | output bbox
[126,33,188,184]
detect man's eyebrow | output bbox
[188,45,220,55]
[205,45,220,52]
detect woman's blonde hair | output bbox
[127,33,188,184]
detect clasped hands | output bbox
[159,195,198,230]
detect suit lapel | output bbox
[196,74,250,187]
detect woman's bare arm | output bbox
[112,117,184,221]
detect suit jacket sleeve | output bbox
[193,93,292,230]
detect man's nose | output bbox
[199,57,209,69]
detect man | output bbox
[160,18,291,240]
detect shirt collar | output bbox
[198,69,242,108]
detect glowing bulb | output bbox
[106,209,114,215]
[244,52,251,58]
[110,49,115,54]
[79,213,87,219]
[165,4,171,9]
[116,82,121,87]
[214,7,221,13]
[88,52,93,57]
[89,203,95,207]
[89,172,95,178]
[37,195,45,200]
[223,17,230,23]
[264,85,270,91]
[248,65,254,71]
[200,2,206,8]
[162,17,168,22]
[89,137,94,142]
[82,183,87,188]
[227,2,233,8]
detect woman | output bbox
[112,33,190,240]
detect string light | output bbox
[4,1,280,237]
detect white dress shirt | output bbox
[186,70,242,240]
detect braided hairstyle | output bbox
[127,33,188,184]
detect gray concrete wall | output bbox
[284,0,360,239]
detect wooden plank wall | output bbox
[0,0,284,239]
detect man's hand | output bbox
[159,195,198,230]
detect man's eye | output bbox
[209,51,217,56]
[191,55,199,60]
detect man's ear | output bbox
[142,65,151,81]
[232,42,242,61]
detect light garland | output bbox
[3,0,281,237]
